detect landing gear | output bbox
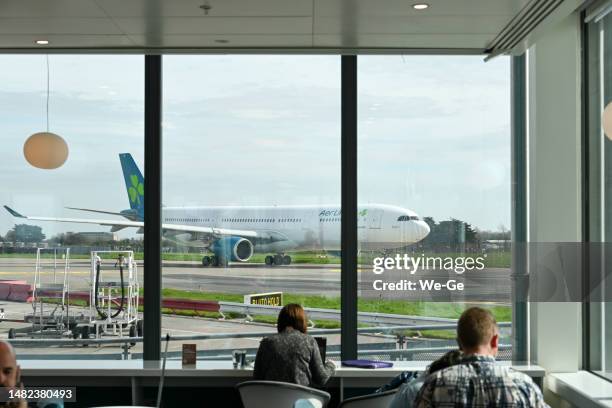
[202,256,211,267]
[201,255,228,267]
[266,254,292,266]
[274,254,283,265]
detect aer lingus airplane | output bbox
[4,153,430,266]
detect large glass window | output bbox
[586,10,612,381]
[357,56,512,360]
[162,56,341,361]
[0,53,515,364]
[0,55,144,357]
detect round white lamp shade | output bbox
[604,102,612,141]
[23,132,68,169]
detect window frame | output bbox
[582,7,612,382]
[142,54,520,363]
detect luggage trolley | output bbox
[20,247,73,338]
[83,251,141,339]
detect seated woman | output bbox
[253,304,335,387]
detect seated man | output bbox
[388,350,463,408]
[0,341,63,408]
[414,307,549,408]
[0,341,26,408]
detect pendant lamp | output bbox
[23,55,68,169]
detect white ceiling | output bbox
[0,0,540,52]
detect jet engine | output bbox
[210,236,254,262]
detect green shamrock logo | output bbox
[359,209,368,217]
[128,174,144,205]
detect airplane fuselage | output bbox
[3,154,431,264]
[162,203,430,252]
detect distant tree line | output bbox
[417,217,510,253]
[1,224,46,243]
[0,224,144,253]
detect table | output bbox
[19,360,546,404]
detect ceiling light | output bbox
[413,3,429,10]
[24,55,69,170]
[24,132,69,169]
[35,40,49,45]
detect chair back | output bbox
[338,389,398,408]
[237,381,331,408]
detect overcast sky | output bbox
[0,54,510,239]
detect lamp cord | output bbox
[46,54,50,132]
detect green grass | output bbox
[159,289,511,336]
[49,287,511,339]
[159,288,512,325]
[161,288,243,303]
[56,287,512,324]
[404,329,456,340]
[0,253,90,259]
[480,251,511,268]
[158,249,512,268]
[0,250,511,268]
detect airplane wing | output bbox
[65,207,128,217]
[3,206,258,238]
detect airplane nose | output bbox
[417,221,430,240]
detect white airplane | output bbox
[4,154,430,266]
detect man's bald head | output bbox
[0,341,19,388]
[0,342,16,362]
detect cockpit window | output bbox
[397,215,420,221]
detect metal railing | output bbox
[7,322,511,347]
[7,322,511,360]
[219,302,460,326]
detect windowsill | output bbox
[17,360,546,390]
[547,371,612,408]
[17,359,545,379]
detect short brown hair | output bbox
[277,304,308,334]
[457,307,497,350]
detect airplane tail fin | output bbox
[119,153,144,220]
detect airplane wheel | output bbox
[273,254,283,265]
[202,256,211,267]
[283,255,292,265]
[265,255,274,266]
